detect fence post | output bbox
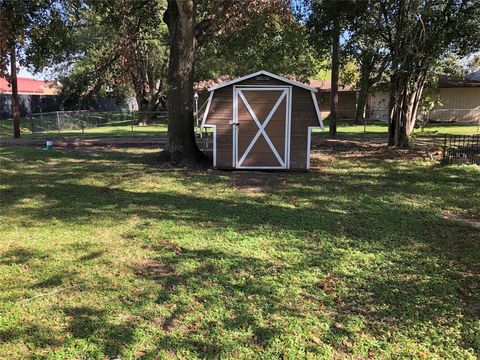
[30,113,34,134]
[443,134,447,164]
[57,111,61,133]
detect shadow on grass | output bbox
[0,248,44,266]
[0,147,479,356]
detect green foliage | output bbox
[196,12,321,81]
[467,54,480,74]
[57,0,169,111]
[439,55,467,78]
[305,0,363,62]
[0,0,79,77]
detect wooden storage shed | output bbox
[201,70,323,170]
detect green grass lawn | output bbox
[0,118,168,139]
[1,146,479,359]
[315,119,479,138]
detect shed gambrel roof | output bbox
[208,70,318,92]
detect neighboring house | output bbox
[430,76,480,122]
[367,74,480,122]
[0,77,59,118]
[366,90,390,121]
[308,79,357,120]
[0,77,138,118]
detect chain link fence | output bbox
[0,110,170,137]
[31,110,169,133]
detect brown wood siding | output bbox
[204,75,321,170]
[290,87,319,169]
[204,86,234,168]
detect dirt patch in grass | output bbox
[442,211,480,229]
[136,257,190,333]
[156,309,183,332]
[135,259,178,282]
[229,171,289,193]
[458,285,480,317]
[311,138,441,167]
[148,239,184,255]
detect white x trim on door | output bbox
[235,87,290,169]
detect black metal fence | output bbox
[443,134,480,165]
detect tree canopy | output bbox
[0,0,77,137]
[196,10,321,81]
[55,0,169,124]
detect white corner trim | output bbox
[211,126,217,168]
[202,124,216,168]
[286,86,292,169]
[200,90,214,129]
[199,90,216,168]
[208,70,318,93]
[310,91,324,129]
[306,126,319,170]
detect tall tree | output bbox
[371,0,480,147]
[329,16,340,137]
[56,0,168,125]
[353,51,388,125]
[162,0,290,163]
[0,0,77,138]
[0,0,36,138]
[306,0,360,138]
[344,1,389,125]
[9,42,20,138]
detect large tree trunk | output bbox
[10,44,20,139]
[354,63,370,125]
[388,74,425,147]
[163,0,202,163]
[387,70,398,146]
[329,18,340,138]
[136,95,156,126]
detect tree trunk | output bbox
[354,66,370,125]
[329,18,340,138]
[136,95,155,126]
[388,75,425,147]
[387,72,398,146]
[163,0,202,163]
[10,44,20,139]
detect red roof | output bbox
[0,77,58,95]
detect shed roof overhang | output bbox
[207,70,318,92]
